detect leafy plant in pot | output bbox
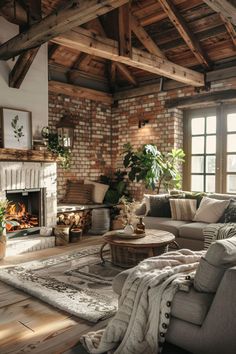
[123,143,185,193]
[100,170,129,204]
[0,200,9,259]
[41,127,71,169]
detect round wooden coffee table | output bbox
[100,229,177,268]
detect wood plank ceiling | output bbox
[0,0,236,94]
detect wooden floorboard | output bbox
[0,235,106,354]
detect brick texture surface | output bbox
[49,77,236,201]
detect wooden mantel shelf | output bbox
[0,148,57,162]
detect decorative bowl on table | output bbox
[115,230,146,239]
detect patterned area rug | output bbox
[0,245,121,322]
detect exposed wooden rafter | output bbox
[130,14,166,58]
[9,47,40,88]
[203,0,236,26]
[8,0,42,89]
[0,0,27,25]
[0,0,129,61]
[118,2,132,57]
[220,14,236,49]
[49,80,113,104]
[158,0,211,69]
[87,18,137,86]
[52,27,204,87]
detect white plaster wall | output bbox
[0,17,48,139]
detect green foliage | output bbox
[41,127,71,169]
[0,199,9,229]
[123,143,185,193]
[11,115,24,142]
[100,170,129,204]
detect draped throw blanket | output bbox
[81,249,204,354]
[203,223,236,250]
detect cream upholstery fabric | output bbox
[84,180,109,204]
[170,199,197,221]
[193,196,229,223]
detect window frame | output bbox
[183,104,236,194]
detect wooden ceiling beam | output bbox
[203,0,236,26]
[0,0,129,61]
[118,2,132,57]
[52,27,204,87]
[220,14,236,49]
[87,18,137,86]
[0,0,27,25]
[130,14,166,59]
[158,0,211,69]
[9,47,40,88]
[48,80,113,104]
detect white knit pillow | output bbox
[170,199,197,221]
[193,197,229,223]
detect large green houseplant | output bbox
[123,143,185,193]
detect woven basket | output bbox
[110,244,168,268]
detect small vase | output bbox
[135,217,145,234]
[0,226,7,260]
[123,224,134,235]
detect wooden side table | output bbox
[100,229,177,268]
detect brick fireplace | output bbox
[0,161,57,237]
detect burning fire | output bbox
[6,202,39,232]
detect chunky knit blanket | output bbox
[203,223,236,250]
[81,249,204,354]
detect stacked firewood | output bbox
[57,210,92,233]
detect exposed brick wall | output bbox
[49,77,236,202]
[48,93,112,201]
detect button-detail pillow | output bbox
[170,198,197,221]
[193,197,230,223]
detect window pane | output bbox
[191,118,205,135]
[227,155,236,172]
[191,175,204,191]
[205,175,215,193]
[227,175,236,193]
[192,137,204,154]
[227,114,236,132]
[206,155,216,173]
[227,134,236,152]
[206,116,216,134]
[191,156,204,173]
[206,135,216,153]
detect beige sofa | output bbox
[113,237,236,354]
[141,193,235,250]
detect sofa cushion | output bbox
[193,197,230,223]
[146,194,171,217]
[224,200,236,223]
[62,180,94,204]
[179,222,208,241]
[143,217,188,237]
[170,199,197,221]
[84,179,109,204]
[194,236,236,292]
[171,287,214,325]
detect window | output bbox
[183,105,236,194]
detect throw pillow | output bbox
[84,180,109,204]
[194,236,236,292]
[170,198,197,221]
[224,200,236,223]
[145,194,171,217]
[63,180,94,204]
[193,197,230,223]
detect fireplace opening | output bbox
[5,189,45,237]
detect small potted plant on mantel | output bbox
[0,200,9,259]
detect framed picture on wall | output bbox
[0,107,32,149]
